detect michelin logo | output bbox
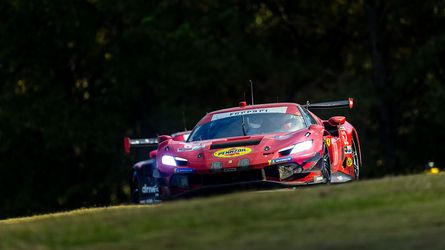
[270,156,292,165]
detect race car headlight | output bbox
[162,155,177,166]
[278,145,295,155]
[174,157,188,166]
[290,140,313,154]
[161,156,188,166]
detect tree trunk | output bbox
[364,0,397,171]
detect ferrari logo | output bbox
[325,138,331,147]
[346,157,353,167]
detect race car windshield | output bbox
[188,113,306,142]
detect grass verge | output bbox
[1,174,445,250]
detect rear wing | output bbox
[123,137,158,154]
[123,130,191,154]
[305,98,354,110]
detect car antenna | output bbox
[182,111,187,131]
[249,80,254,105]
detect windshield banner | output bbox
[211,107,288,121]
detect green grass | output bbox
[1,174,445,250]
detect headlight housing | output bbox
[290,140,313,154]
[279,140,313,155]
[161,155,188,166]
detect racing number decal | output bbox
[346,157,353,167]
[325,138,331,147]
[214,147,252,158]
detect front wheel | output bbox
[351,138,360,180]
[130,170,141,203]
[321,144,331,184]
[130,162,161,204]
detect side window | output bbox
[299,107,318,125]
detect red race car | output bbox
[125,98,361,204]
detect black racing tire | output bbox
[130,169,141,204]
[352,137,360,180]
[321,143,331,184]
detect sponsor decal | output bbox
[141,184,159,194]
[139,199,160,204]
[223,168,237,172]
[346,157,353,167]
[325,138,331,147]
[174,168,194,173]
[344,146,352,154]
[211,107,288,121]
[341,131,349,145]
[213,147,252,158]
[269,156,292,165]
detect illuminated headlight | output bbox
[161,155,188,166]
[162,155,176,166]
[278,145,294,155]
[279,140,313,155]
[290,140,313,154]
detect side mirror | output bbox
[158,135,172,143]
[328,116,346,126]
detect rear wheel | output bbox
[321,144,331,184]
[352,138,360,180]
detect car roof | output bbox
[197,102,302,125]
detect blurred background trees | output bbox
[0,0,444,218]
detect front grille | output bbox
[264,165,280,178]
[171,169,263,188]
[201,170,263,186]
[264,164,309,181]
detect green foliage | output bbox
[0,0,444,218]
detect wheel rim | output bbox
[322,144,331,183]
[352,139,360,180]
